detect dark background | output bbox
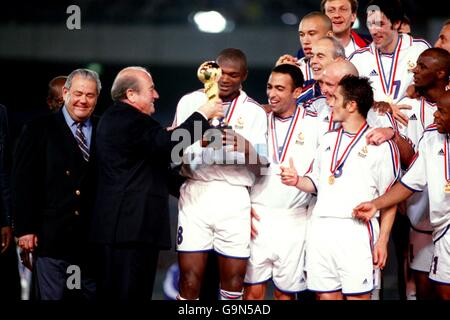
[1,0,447,299]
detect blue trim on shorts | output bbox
[309,288,342,293]
[176,249,213,253]
[272,282,305,294]
[343,288,373,296]
[214,250,250,260]
[429,278,450,286]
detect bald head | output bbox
[324,60,359,79]
[299,12,333,57]
[321,60,359,103]
[111,67,151,102]
[111,66,159,115]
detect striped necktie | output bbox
[75,122,89,161]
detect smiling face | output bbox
[310,38,339,80]
[266,72,302,118]
[63,75,98,122]
[366,10,400,53]
[320,67,342,105]
[131,72,160,115]
[435,23,450,53]
[324,0,356,36]
[217,57,247,102]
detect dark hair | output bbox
[217,48,248,72]
[272,64,305,89]
[423,48,450,79]
[366,0,404,25]
[338,75,373,118]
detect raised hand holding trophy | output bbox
[197,61,228,129]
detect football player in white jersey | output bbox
[281,75,399,300]
[354,92,450,300]
[173,48,268,301]
[394,48,450,299]
[244,64,319,300]
[276,12,333,103]
[307,59,411,155]
[349,0,430,104]
[321,0,371,57]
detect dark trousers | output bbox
[35,256,96,300]
[0,244,21,300]
[97,243,159,301]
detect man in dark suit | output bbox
[0,104,21,300]
[91,66,223,300]
[13,69,101,300]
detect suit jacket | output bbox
[0,104,12,228]
[91,101,209,248]
[13,110,98,262]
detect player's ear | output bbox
[294,86,303,98]
[347,100,358,113]
[392,21,401,32]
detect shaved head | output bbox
[323,60,359,79]
[321,60,359,103]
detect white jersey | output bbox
[304,95,395,140]
[251,107,319,211]
[401,126,450,239]
[344,34,365,58]
[306,123,400,219]
[298,57,314,84]
[174,89,268,187]
[398,97,436,232]
[349,34,430,104]
[397,97,437,150]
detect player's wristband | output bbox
[294,174,299,187]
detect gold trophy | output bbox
[197,61,228,129]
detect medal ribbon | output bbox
[305,60,313,81]
[328,112,335,131]
[375,36,403,98]
[445,134,450,183]
[329,122,369,177]
[420,97,426,130]
[224,96,239,124]
[270,107,304,163]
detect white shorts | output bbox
[429,226,450,285]
[244,205,308,293]
[306,217,379,295]
[409,228,434,273]
[176,180,251,258]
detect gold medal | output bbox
[328,175,335,185]
[445,181,450,194]
[386,95,393,105]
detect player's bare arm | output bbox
[353,182,414,222]
[280,158,316,193]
